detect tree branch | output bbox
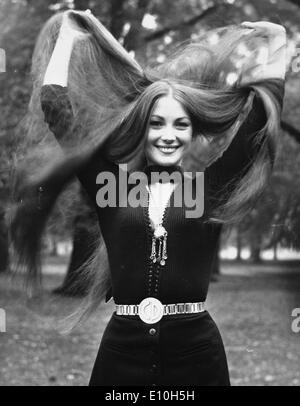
[144,5,218,43]
[285,0,300,8]
[123,0,151,51]
[109,0,127,39]
[73,0,90,10]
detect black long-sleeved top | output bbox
[40,82,284,305]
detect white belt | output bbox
[115,297,205,324]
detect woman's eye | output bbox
[175,122,190,129]
[150,120,163,128]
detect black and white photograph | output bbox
[0,0,299,388]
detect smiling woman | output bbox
[145,92,193,167]
[9,10,286,386]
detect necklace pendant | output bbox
[150,236,157,262]
[154,225,167,239]
[160,233,168,266]
[149,227,169,266]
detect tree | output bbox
[52,188,98,296]
[0,207,8,272]
[231,133,300,263]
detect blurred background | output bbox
[0,0,300,386]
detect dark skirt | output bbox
[89,310,230,386]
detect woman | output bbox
[11,10,286,386]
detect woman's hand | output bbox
[241,21,286,38]
[240,21,286,81]
[59,10,90,41]
[189,92,255,169]
[43,10,91,86]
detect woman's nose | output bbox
[160,126,176,142]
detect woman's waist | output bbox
[111,276,210,305]
[101,309,223,357]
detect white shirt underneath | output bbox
[147,182,175,229]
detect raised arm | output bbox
[40,11,119,203]
[240,21,286,81]
[41,10,89,144]
[43,11,87,87]
[205,79,284,188]
[204,22,286,195]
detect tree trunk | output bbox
[236,228,242,261]
[212,253,220,275]
[49,237,58,257]
[0,214,9,273]
[250,246,262,263]
[211,236,221,282]
[273,243,278,261]
[123,0,151,52]
[53,188,99,296]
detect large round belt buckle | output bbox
[138,297,164,324]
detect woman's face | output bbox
[144,94,193,167]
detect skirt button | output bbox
[149,328,156,335]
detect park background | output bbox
[0,0,300,386]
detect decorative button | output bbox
[149,328,156,335]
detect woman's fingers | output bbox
[241,21,286,36]
[60,11,89,39]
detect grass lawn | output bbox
[0,261,299,386]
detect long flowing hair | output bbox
[9,11,284,332]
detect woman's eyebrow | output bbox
[150,114,164,119]
[151,115,190,120]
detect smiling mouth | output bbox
[156,146,180,154]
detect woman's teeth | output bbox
[157,146,179,153]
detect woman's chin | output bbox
[149,152,183,167]
[152,158,181,167]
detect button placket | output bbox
[147,322,161,384]
[142,183,174,386]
